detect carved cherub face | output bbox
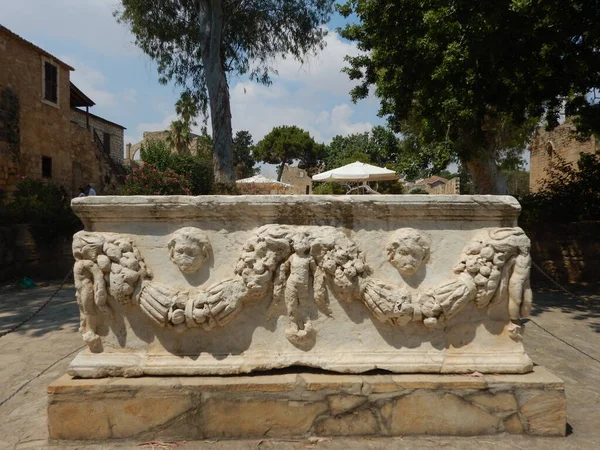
[168,228,211,273]
[387,228,430,275]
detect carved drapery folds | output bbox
[72,225,532,349]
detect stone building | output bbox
[125,130,212,164]
[281,165,312,195]
[529,120,598,193]
[404,175,460,194]
[0,25,126,197]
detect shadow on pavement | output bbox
[0,285,79,337]
[530,287,600,333]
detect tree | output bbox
[324,133,373,169]
[175,91,199,129]
[140,139,213,194]
[117,0,335,185]
[232,130,258,179]
[167,119,193,155]
[323,126,403,170]
[520,151,600,227]
[339,1,600,193]
[254,126,324,181]
[166,93,200,155]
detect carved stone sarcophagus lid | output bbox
[69,195,533,378]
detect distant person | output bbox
[78,187,86,197]
[87,184,97,196]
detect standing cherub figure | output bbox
[282,232,316,344]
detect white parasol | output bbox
[311,161,398,182]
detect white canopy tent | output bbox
[312,161,398,182]
[236,175,293,188]
[312,161,398,194]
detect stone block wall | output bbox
[428,177,460,194]
[282,165,312,194]
[48,367,566,439]
[0,28,72,193]
[529,120,598,193]
[71,108,124,163]
[0,224,73,281]
[70,123,123,195]
[0,86,20,195]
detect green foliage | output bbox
[121,164,192,195]
[312,182,347,195]
[117,1,335,103]
[324,126,404,171]
[376,180,404,194]
[139,139,213,194]
[338,1,600,192]
[167,119,194,155]
[168,91,200,155]
[1,178,82,247]
[254,126,324,180]
[520,151,600,227]
[503,170,530,199]
[233,130,259,179]
[408,187,429,195]
[117,0,335,183]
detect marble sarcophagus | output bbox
[68,195,534,378]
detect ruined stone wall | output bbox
[126,130,211,163]
[529,120,598,193]
[282,165,312,194]
[0,29,72,193]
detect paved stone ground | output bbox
[0,281,598,450]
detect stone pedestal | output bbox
[48,366,566,440]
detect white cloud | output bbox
[226,30,377,144]
[1,0,138,58]
[133,113,178,143]
[62,56,139,114]
[273,30,364,97]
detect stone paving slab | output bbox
[0,283,598,449]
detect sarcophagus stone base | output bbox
[47,367,566,439]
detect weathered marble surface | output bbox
[47,367,566,439]
[68,195,534,377]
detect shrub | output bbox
[312,182,347,195]
[520,151,600,227]
[236,183,273,195]
[4,177,82,247]
[409,187,429,194]
[120,164,192,195]
[139,139,214,195]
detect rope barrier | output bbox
[529,261,600,364]
[531,261,593,304]
[0,269,73,338]
[0,345,85,408]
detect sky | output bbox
[1,1,530,176]
[0,0,386,177]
